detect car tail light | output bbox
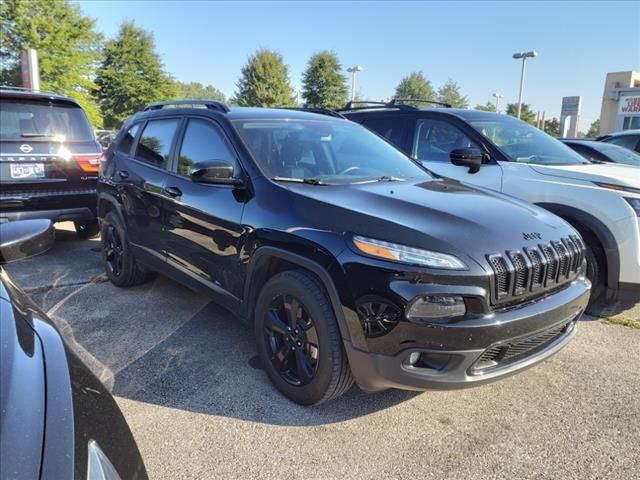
[75,153,103,173]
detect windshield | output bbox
[0,99,94,142]
[232,118,430,184]
[591,143,640,166]
[468,115,589,165]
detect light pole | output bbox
[512,51,538,119]
[347,66,363,102]
[492,92,504,113]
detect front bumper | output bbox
[344,276,590,392]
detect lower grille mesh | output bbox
[472,319,576,373]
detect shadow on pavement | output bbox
[111,300,419,426]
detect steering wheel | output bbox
[338,166,362,175]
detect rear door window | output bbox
[362,117,408,150]
[134,118,180,170]
[0,99,94,141]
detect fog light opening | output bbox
[406,295,466,323]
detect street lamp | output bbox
[347,65,363,102]
[512,51,538,119]
[492,92,504,113]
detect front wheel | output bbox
[254,270,354,405]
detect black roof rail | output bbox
[392,98,452,108]
[339,98,452,112]
[278,107,346,119]
[339,100,417,112]
[0,85,62,97]
[143,99,230,113]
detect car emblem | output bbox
[523,232,542,241]
[20,144,33,153]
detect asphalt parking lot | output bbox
[6,223,640,480]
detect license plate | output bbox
[10,163,45,179]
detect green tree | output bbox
[0,0,103,126]
[174,81,225,101]
[544,117,560,137]
[475,101,497,112]
[234,49,295,107]
[505,103,537,125]
[586,119,600,138]
[437,78,469,108]
[95,21,175,129]
[300,50,349,109]
[394,71,435,106]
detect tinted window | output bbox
[233,119,429,184]
[415,119,479,162]
[178,119,236,176]
[117,123,140,154]
[605,134,639,151]
[134,119,179,169]
[468,115,589,165]
[363,117,407,149]
[0,99,94,141]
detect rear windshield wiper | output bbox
[272,176,326,185]
[20,133,59,138]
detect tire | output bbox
[74,219,100,239]
[254,269,354,405]
[579,230,607,315]
[101,211,147,287]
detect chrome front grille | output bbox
[487,235,585,304]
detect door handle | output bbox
[164,186,182,197]
[117,170,129,179]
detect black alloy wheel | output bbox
[103,224,124,277]
[264,294,320,386]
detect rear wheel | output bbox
[254,270,354,405]
[101,211,147,287]
[74,219,100,239]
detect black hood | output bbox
[284,178,575,268]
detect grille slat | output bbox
[488,237,585,304]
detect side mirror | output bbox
[190,160,241,186]
[450,148,486,174]
[0,219,55,264]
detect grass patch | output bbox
[605,316,640,329]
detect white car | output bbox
[344,106,640,311]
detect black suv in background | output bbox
[98,100,590,405]
[0,87,102,238]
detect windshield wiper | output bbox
[376,175,403,182]
[272,176,326,185]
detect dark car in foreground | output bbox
[0,220,147,480]
[0,87,102,238]
[97,100,590,405]
[562,139,640,167]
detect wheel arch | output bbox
[97,192,123,223]
[243,247,351,343]
[536,202,619,289]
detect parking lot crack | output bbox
[24,274,108,294]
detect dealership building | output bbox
[599,71,640,135]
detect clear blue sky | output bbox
[77,0,640,129]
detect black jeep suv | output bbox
[97,100,590,405]
[0,87,102,238]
